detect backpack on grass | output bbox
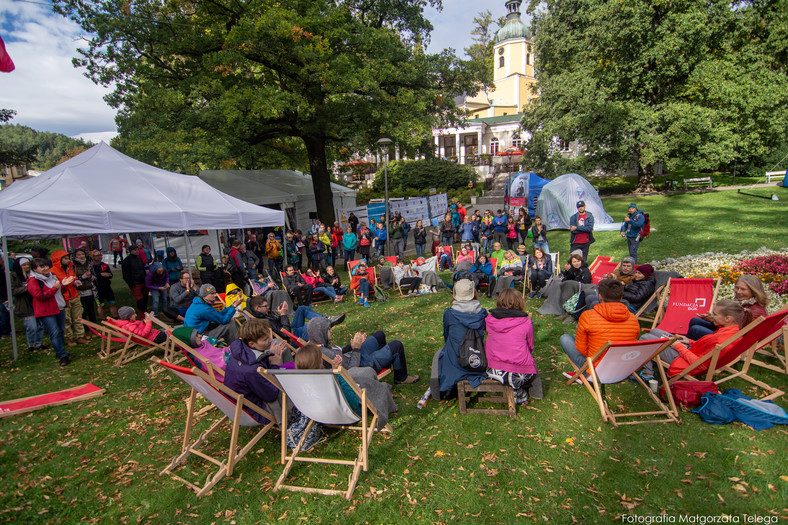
[373,284,389,302]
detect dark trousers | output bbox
[360,331,409,381]
[129,283,149,316]
[113,251,123,266]
[570,242,590,262]
[290,284,313,307]
[400,276,421,293]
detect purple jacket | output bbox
[145,262,169,290]
[485,308,536,374]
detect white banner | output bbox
[336,206,369,230]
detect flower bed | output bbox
[650,247,788,311]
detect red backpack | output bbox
[640,212,651,240]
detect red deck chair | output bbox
[384,256,398,265]
[476,258,497,294]
[282,328,392,380]
[588,256,614,273]
[651,278,721,335]
[79,318,128,361]
[590,261,619,285]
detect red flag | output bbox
[0,34,15,73]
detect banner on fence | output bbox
[336,206,369,231]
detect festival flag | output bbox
[0,34,15,73]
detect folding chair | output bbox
[590,261,619,285]
[384,256,398,266]
[566,337,681,426]
[101,318,172,366]
[281,330,392,381]
[747,318,788,375]
[259,367,390,500]
[79,318,127,361]
[650,278,721,335]
[350,267,377,300]
[588,256,614,273]
[669,308,788,400]
[634,284,665,323]
[154,358,277,498]
[168,330,226,383]
[477,258,498,295]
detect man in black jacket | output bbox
[121,245,148,315]
[282,264,313,307]
[245,294,344,341]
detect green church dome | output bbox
[495,0,531,43]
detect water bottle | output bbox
[417,387,431,409]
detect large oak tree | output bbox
[54,0,478,223]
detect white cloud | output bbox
[0,0,117,136]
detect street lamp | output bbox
[377,137,393,257]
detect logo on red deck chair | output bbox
[621,351,642,361]
[674,298,706,312]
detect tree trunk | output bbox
[636,162,656,193]
[302,135,336,226]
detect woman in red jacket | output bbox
[641,300,751,379]
[27,258,73,366]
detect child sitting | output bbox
[286,343,360,452]
[114,306,167,344]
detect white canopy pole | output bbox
[2,237,18,361]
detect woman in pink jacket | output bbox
[485,288,537,405]
[113,306,166,344]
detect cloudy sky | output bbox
[0,0,515,142]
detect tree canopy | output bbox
[372,157,477,194]
[521,0,788,189]
[0,122,91,170]
[54,0,480,223]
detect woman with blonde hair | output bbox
[687,275,768,340]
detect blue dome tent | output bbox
[504,171,550,217]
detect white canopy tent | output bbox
[0,142,284,359]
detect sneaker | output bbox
[395,374,421,385]
[328,314,346,327]
[515,392,530,405]
[59,355,70,367]
[38,343,49,350]
[562,371,589,385]
[27,346,36,353]
[362,300,370,307]
[358,297,365,305]
[638,370,655,382]
[334,295,343,303]
[528,291,537,299]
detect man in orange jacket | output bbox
[50,250,88,346]
[560,279,640,371]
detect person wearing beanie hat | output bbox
[183,282,242,342]
[435,279,488,398]
[569,200,595,262]
[171,325,229,376]
[620,203,646,263]
[604,256,637,286]
[622,264,656,311]
[9,256,47,352]
[306,316,419,385]
[113,306,167,343]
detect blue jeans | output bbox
[560,333,587,369]
[376,243,385,257]
[38,311,66,359]
[359,331,408,381]
[687,318,715,341]
[481,238,490,255]
[344,249,355,264]
[292,305,322,340]
[626,237,640,263]
[356,278,370,299]
[313,286,336,300]
[0,303,10,336]
[533,240,550,254]
[414,243,426,259]
[22,315,44,347]
[150,289,167,315]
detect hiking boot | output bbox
[395,374,420,385]
[59,355,71,367]
[328,314,346,327]
[76,337,90,344]
[67,340,77,347]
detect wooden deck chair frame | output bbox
[668,309,788,400]
[457,379,516,417]
[634,284,666,323]
[79,318,127,361]
[650,277,721,334]
[476,258,498,294]
[566,337,681,426]
[588,256,614,273]
[101,318,172,366]
[523,251,560,297]
[168,330,225,382]
[154,358,276,498]
[260,367,390,500]
[349,267,377,300]
[747,324,788,375]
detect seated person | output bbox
[489,242,506,268]
[223,283,249,310]
[377,256,394,268]
[164,270,199,321]
[527,247,552,298]
[323,265,349,297]
[392,258,422,296]
[485,289,537,405]
[686,275,769,341]
[303,268,342,303]
[468,254,496,298]
[560,279,640,373]
[497,250,523,278]
[307,316,419,384]
[285,343,360,452]
[516,244,529,265]
[282,264,313,307]
[640,300,751,379]
[184,284,242,342]
[437,246,453,271]
[114,306,167,344]
[622,264,656,311]
[245,294,344,342]
[224,319,288,424]
[606,256,636,285]
[350,260,372,307]
[171,326,228,377]
[436,279,488,397]
[562,253,592,283]
[455,247,474,265]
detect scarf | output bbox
[30,270,66,309]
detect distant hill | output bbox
[0,123,93,170]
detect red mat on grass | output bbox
[0,383,104,418]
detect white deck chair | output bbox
[565,337,681,426]
[260,367,389,500]
[154,358,276,498]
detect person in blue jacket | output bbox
[619,203,646,263]
[436,279,488,397]
[569,200,595,262]
[163,247,183,284]
[184,283,241,341]
[468,254,496,298]
[491,209,508,246]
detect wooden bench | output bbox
[683,177,712,189]
[457,379,516,417]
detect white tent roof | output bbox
[536,173,615,230]
[0,142,284,238]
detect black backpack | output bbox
[458,327,487,372]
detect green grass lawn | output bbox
[1,188,787,523]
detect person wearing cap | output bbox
[114,306,167,343]
[620,203,646,263]
[184,283,242,341]
[569,200,595,262]
[435,279,488,397]
[605,256,637,286]
[622,264,656,311]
